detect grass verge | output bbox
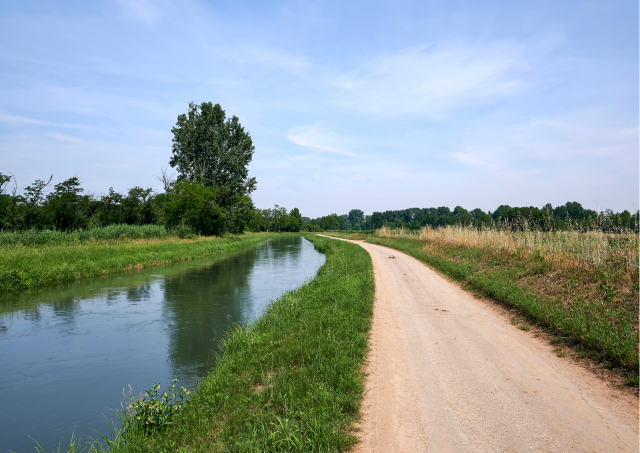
[0,233,281,292]
[366,236,639,375]
[106,234,373,452]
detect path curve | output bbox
[320,236,639,453]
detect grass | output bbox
[0,224,195,247]
[109,234,374,452]
[0,232,281,292]
[26,234,374,452]
[366,228,639,375]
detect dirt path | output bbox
[322,236,639,453]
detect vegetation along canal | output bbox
[0,236,325,452]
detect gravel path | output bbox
[321,236,639,453]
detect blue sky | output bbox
[0,0,637,217]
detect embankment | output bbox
[0,232,279,292]
[113,234,374,452]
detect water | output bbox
[0,236,325,452]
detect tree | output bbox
[370,212,384,229]
[164,180,226,235]
[288,208,303,232]
[46,176,85,231]
[348,209,364,224]
[170,102,256,198]
[321,214,340,230]
[23,175,53,228]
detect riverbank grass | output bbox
[366,230,638,376]
[110,234,373,452]
[0,231,279,292]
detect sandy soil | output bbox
[321,236,639,453]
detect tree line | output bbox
[304,203,639,233]
[2,101,636,236]
[0,102,303,235]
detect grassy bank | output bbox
[0,232,278,292]
[364,228,638,375]
[95,234,373,452]
[0,224,195,247]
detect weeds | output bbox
[554,347,566,358]
[625,373,639,387]
[123,379,190,434]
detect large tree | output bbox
[169,102,256,198]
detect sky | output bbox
[0,0,637,218]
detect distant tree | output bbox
[370,212,384,229]
[170,102,256,199]
[288,208,303,232]
[46,176,85,231]
[492,205,511,220]
[321,214,340,230]
[23,175,53,228]
[453,206,468,217]
[348,209,364,224]
[620,210,631,228]
[0,173,12,195]
[123,186,154,225]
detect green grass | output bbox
[366,236,639,372]
[0,224,195,247]
[0,232,280,292]
[99,234,374,452]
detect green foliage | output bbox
[125,379,190,434]
[306,202,638,233]
[250,205,304,232]
[321,213,340,230]
[164,180,227,235]
[0,224,194,247]
[0,231,271,292]
[169,101,256,197]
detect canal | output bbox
[0,236,325,452]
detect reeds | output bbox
[0,224,195,248]
[377,223,639,280]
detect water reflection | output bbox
[0,236,324,453]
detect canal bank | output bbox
[1,235,330,452]
[0,232,282,292]
[103,235,374,452]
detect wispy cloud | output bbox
[46,132,84,143]
[0,112,95,130]
[332,42,528,118]
[286,124,355,157]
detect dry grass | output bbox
[372,223,639,372]
[377,225,639,281]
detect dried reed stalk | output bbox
[377,225,639,278]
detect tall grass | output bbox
[377,224,639,280]
[0,233,273,292]
[370,224,639,371]
[0,225,195,248]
